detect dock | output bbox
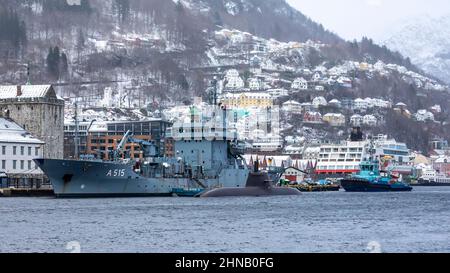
[0,188,55,197]
[290,184,341,192]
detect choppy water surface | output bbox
[1,187,449,253]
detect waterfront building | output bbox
[372,135,414,164]
[0,116,45,188]
[316,141,367,175]
[0,85,64,159]
[282,167,306,183]
[64,119,171,160]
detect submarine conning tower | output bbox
[246,160,272,187]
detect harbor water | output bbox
[1,187,449,253]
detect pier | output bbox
[0,188,54,197]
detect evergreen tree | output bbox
[46,47,58,78]
[46,46,69,79]
[60,52,69,75]
[76,29,85,61]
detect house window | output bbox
[13,160,17,169]
[20,160,24,170]
[1,146,5,155]
[28,160,32,170]
[28,147,32,156]
[21,146,24,155]
[13,146,17,155]
[35,147,39,156]
[1,160,5,169]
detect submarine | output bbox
[198,161,301,197]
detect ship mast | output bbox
[74,102,80,160]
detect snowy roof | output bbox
[324,113,345,118]
[0,117,44,144]
[282,100,301,105]
[0,85,57,100]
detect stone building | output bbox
[0,85,64,159]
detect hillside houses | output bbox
[291,78,308,90]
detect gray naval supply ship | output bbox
[35,111,250,198]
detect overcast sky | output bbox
[286,0,449,41]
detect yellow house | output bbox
[220,92,273,109]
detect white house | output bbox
[0,116,45,187]
[282,100,303,115]
[312,72,322,82]
[328,99,342,108]
[312,96,327,108]
[353,98,368,111]
[291,77,308,90]
[363,115,378,126]
[248,78,262,90]
[370,98,391,108]
[282,167,306,183]
[224,69,244,90]
[315,85,325,91]
[350,114,363,126]
[268,88,289,97]
[415,110,435,122]
[430,105,442,113]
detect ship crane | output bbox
[113,130,133,160]
[127,136,159,158]
[113,130,159,160]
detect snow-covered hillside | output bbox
[383,14,450,84]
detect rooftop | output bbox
[0,85,62,100]
[0,117,44,144]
